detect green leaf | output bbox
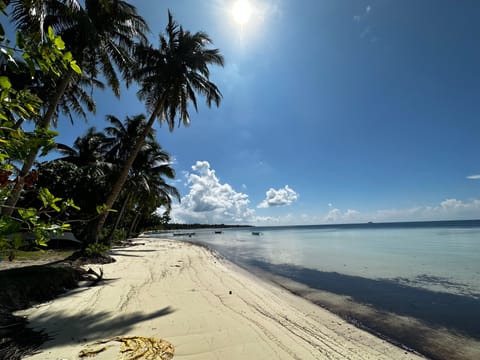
[25,103,35,113]
[54,36,65,50]
[96,204,117,214]
[96,204,107,214]
[36,236,48,247]
[61,223,71,231]
[65,198,81,211]
[47,26,55,41]
[38,187,63,211]
[70,60,82,74]
[18,208,38,220]
[0,76,11,89]
[63,51,73,61]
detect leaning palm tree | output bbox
[3,0,148,214]
[94,11,224,240]
[108,140,179,242]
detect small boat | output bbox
[214,231,223,234]
[251,231,262,235]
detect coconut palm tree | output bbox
[104,114,155,164]
[56,127,111,167]
[32,127,114,242]
[3,0,148,214]
[107,140,179,241]
[94,12,224,240]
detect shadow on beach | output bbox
[245,259,480,338]
[244,259,480,360]
[28,306,174,350]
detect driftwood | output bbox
[83,267,104,286]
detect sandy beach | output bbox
[19,238,424,359]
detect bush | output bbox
[84,243,110,257]
[110,228,127,243]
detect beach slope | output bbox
[21,239,423,359]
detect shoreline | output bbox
[248,266,480,360]
[20,238,424,359]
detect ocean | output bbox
[154,220,480,359]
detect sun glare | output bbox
[233,0,252,25]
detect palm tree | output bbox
[52,126,115,242]
[104,114,155,164]
[94,12,224,240]
[55,127,114,208]
[56,127,112,167]
[108,140,179,241]
[3,0,148,214]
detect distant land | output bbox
[153,219,480,232]
[251,219,480,231]
[159,223,253,230]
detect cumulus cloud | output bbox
[170,161,255,224]
[257,185,298,208]
[325,208,341,223]
[467,174,480,180]
[169,162,480,226]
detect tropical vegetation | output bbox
[0,1,224,254]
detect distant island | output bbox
[155,223,253,231]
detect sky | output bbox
[47,0,480,225]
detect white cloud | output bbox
[344,209,361,219]
[322,199,480,224]
[169,162,480,226]
[253,199,480,226]
[467,174,480,180]
[170,161,255,224]
[325,208,341,223]
[257,185,298,208]
[366,5,371,13]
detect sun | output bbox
[232,0,252,25]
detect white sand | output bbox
[20,238,424,359]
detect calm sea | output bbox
[154,220,480,358]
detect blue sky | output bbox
[50,0,479,225]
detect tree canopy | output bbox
[0,1,223,252]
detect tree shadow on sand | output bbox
[28,306,174,349]
[245,259,480,339]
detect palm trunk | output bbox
[2,69,75,216]
[128,211,141,238]
[107,192,131,243]
[94,111,158,242]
